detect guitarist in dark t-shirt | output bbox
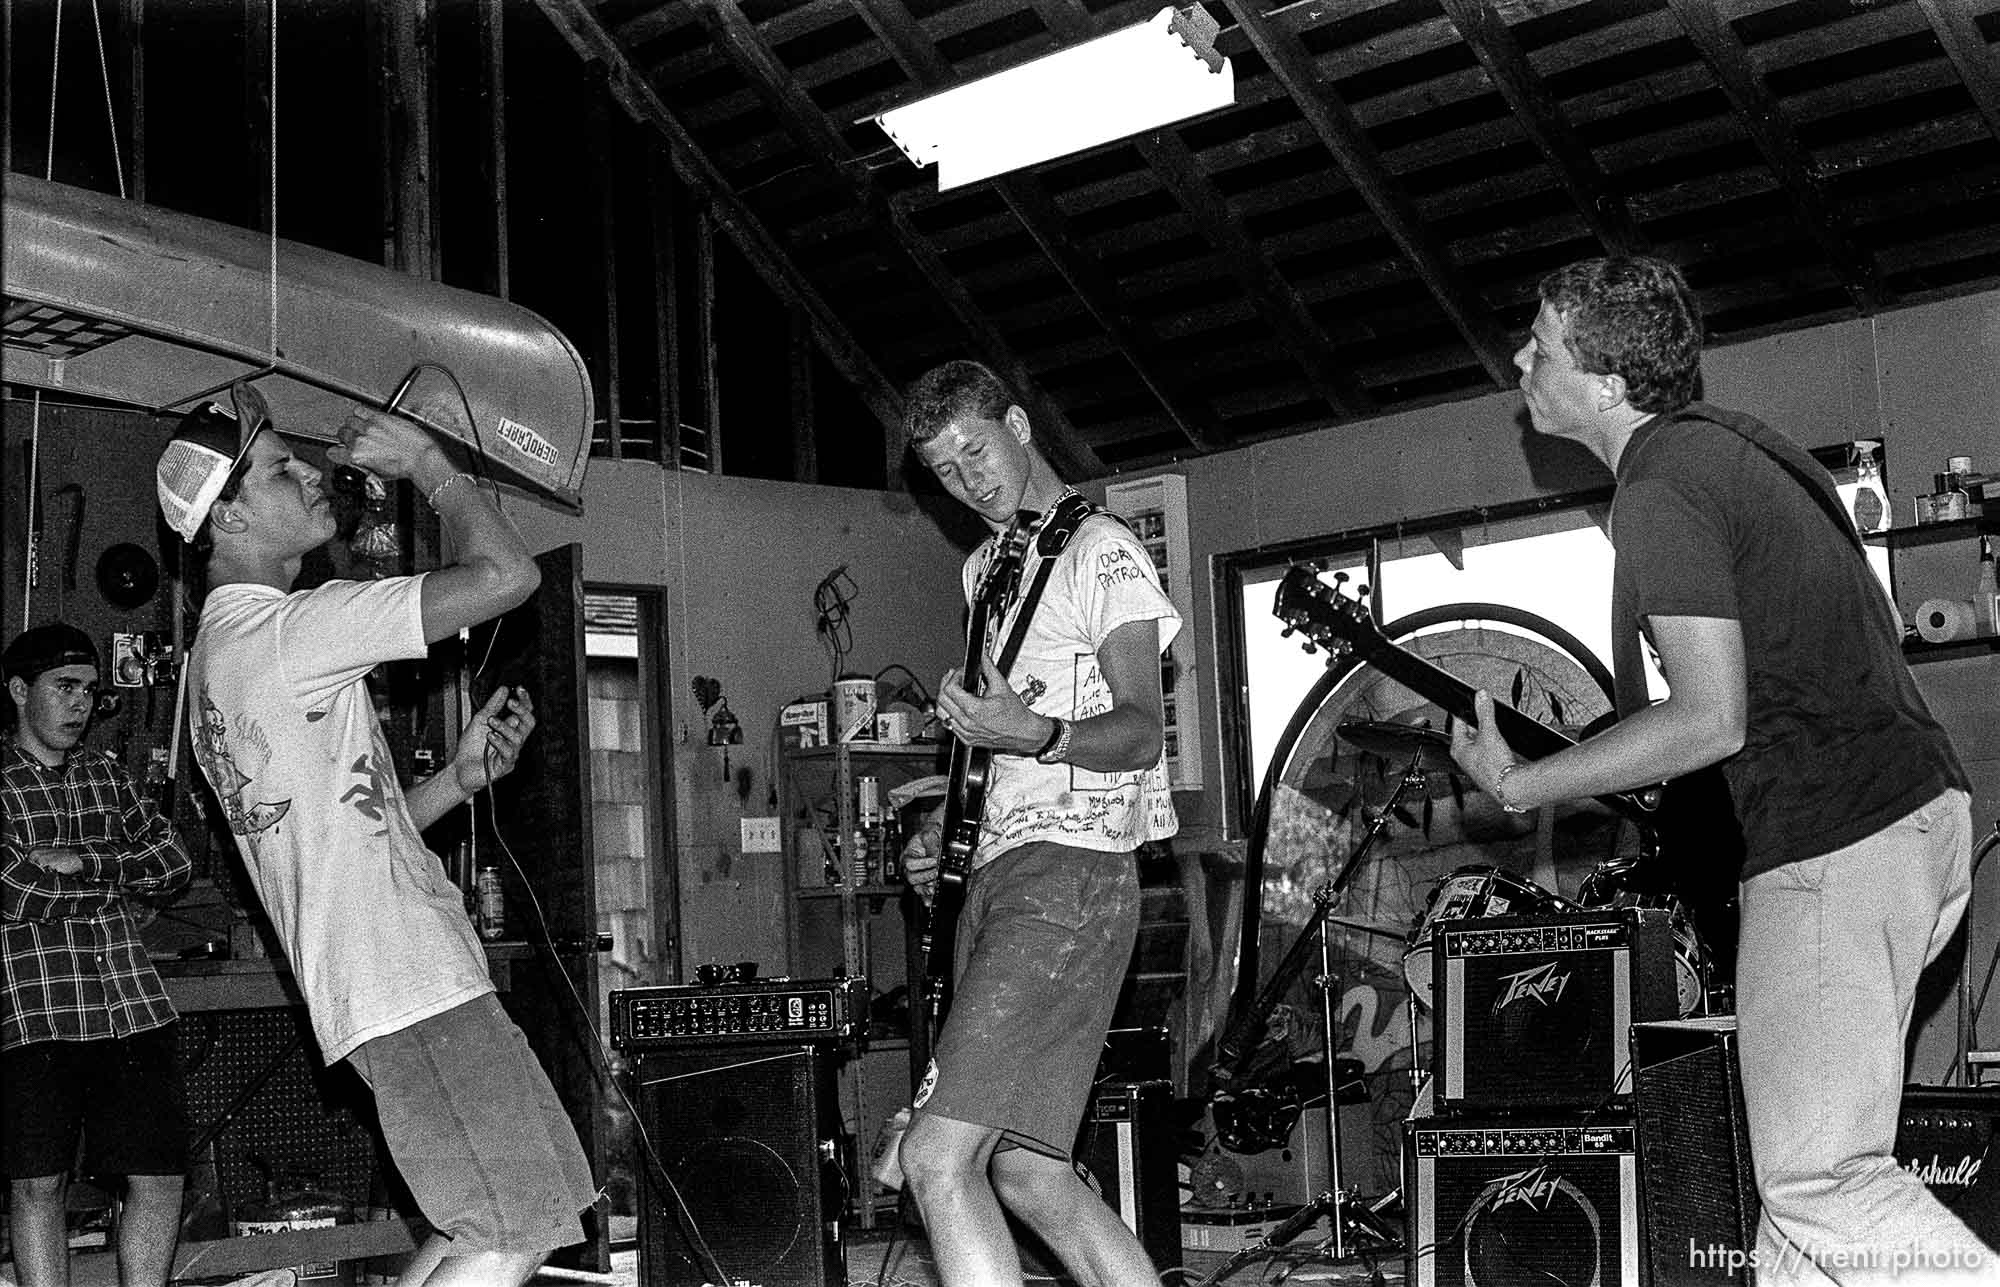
[1451,256,1980,1284]
[895,360,1180,1287]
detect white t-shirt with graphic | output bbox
[961,512,1181,868]
[188,576,493,1063]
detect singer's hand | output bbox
[327,406,451,487]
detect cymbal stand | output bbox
[1200,749,1426,1284]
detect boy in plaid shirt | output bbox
[2,622,191,1287]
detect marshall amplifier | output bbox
[1894,1087,2000,1251]
[611,977,866,1049]
[1405,1101,1643,1287]
[1435,908,1678,1112]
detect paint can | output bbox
[832,675,877,742]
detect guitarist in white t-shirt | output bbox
[896,360,1179,1287]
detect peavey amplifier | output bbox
[611,977,866,1049]
[1405,1103,1643,1287]
[1435,908,1678,1112]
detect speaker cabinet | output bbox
[1632,1016,1757,1286]
[1435,908,1678,1112]
[634,1044,843,1287]
[1634,1017,2000,1287]
[1405,1105,1643,1287]
[1076,1079,1182,1274]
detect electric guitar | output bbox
[1271,563,1663,827]
[919,519,1034,1032]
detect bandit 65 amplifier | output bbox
[1405,1106,1643,1287]
[1435,908,1678,1112]
[610,976,866,1049]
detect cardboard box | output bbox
[780,698,829,751]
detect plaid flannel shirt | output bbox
[1,736,191,1050]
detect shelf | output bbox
[787,742,942,760]
[1865,513,1997,548]
[1904,636,2000,664]
[798,883,906,900]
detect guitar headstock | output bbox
[1272,563,1384,664]
[973,517,1035,610]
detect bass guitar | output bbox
[918,519,1034,1032]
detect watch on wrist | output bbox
[1035,717,1074,765]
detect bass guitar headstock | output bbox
[1272,562,1386,666]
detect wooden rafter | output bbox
[1022,0,1375,423]
[527,0,926,477]
[1221,0,1517,386]
[685,0,1109,475]
[1435,0,1645,255]
[1914,0,2000,149]
[849,0,1231,451]
[1662,0,1890,311]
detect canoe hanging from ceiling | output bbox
[3,174,592,511]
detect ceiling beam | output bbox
[1913,0,2000,150]
[1662,0,1890,311]
[527,0,923,477]
[851,0,1234,452]
[1221,0,1517,387]
[1022,0,1375,424]
[685,0,1108,477]
[1435,0,1646,255]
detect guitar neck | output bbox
[1356,638,1654,820]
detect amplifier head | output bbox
[610,976,866,1050]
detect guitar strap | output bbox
[993,491,1104,675]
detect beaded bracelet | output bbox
[426,471,480,507]
[1495,761,1528,813]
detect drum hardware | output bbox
[1205,743,1431,1279]
[1331,717,1449,756]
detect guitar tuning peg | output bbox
[1301,642,1318,655]
[1279,625,1295,638]
[1331,571,1349,585]
[1357,582,1370,598]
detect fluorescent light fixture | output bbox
[872,6,1234,191]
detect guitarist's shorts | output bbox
[915,840,1142,1158]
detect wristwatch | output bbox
[1035,717,1074,765]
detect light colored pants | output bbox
[1738,788,1996,1285]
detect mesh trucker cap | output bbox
[157,381,270,542]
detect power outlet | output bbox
[740,817,782,853]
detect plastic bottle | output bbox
[1851,440,1888,533]
[475,864,506,940]
[1977,535,1999,635]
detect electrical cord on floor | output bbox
[475,737,735,1287]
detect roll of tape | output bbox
[1916,598,1981,643]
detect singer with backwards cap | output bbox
[156,384,594,1287]
[2,622,193,1287]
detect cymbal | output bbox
[1325,913,1407,941]
[1335,718,1450,756]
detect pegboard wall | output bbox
[178,1007,388,1215]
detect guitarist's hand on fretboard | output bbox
[1449,689,1528,811]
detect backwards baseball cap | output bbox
[156,380,271,542]
[2,622,101,685]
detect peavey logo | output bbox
[1904,1152,1982,1189]
[1485,1165,1561,1213]
[1495,960,1570,1010]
